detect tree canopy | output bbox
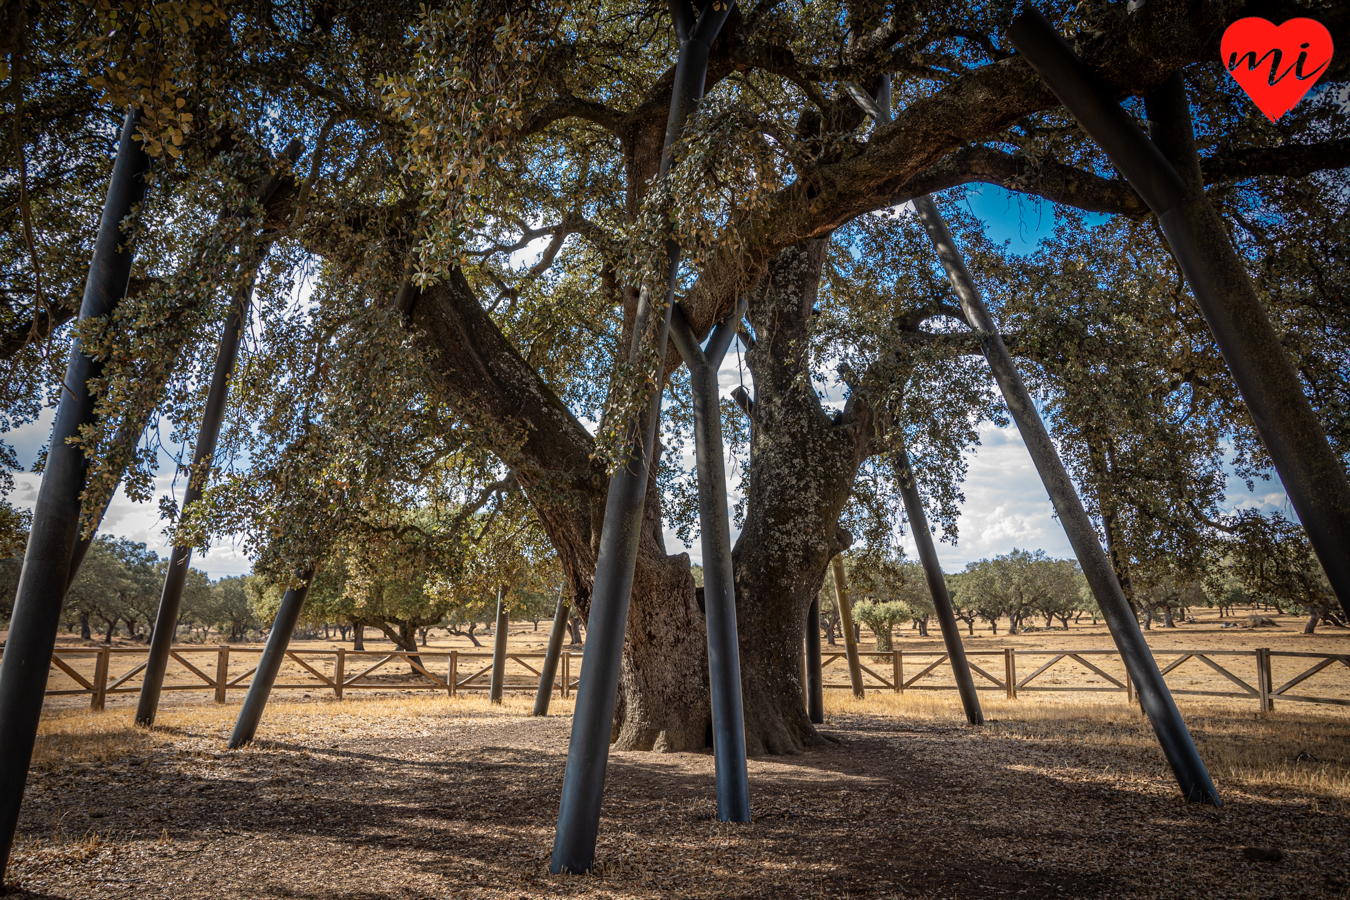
[4,0,1347,751]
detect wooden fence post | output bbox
[448,650,458,698]
[1125,666,1135,706]
[562,652,571,699]
[1005,648,1017,700]
[214,647,229,704]
[894,650,903,693]
[334,648,345,700]
[91,647,110,711]
[1257,648,1273,713]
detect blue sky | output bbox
[5,184,1296,578]
[962,184,1063,251]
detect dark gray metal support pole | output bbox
[62,142,304,595]
[227,570,315,749]
[534,593,570,715]
[894,448,983,724]
[669,299,752,823]
[489,586,509,704]
[839,74,980,726]
[134,309,248,726]
[136,143,303,728]
[911,191,1220,805]
[1008,7,1350,622]
[0,110,151,880]
[805,597,824,724]
[551,1,734,874]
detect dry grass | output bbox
[30,693,559,769]
[32,689,1350,806]
[828,691,1350,804]
[9,689,1350,898]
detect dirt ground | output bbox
[7,690,1349,900]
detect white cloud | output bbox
[915,421,1073,569]
[5,409,252,580]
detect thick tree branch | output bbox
[522,94,626,139]
[682,0,1333,336]
[0,302,74,360]
[896,145,1151,218]
[891,138,1350,220]
[1203,138,1350,183]
[401,269,602,611]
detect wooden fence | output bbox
[6,645,1348,713]
[0,647,581,710]
[818,647,1349,713]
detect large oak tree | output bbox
[3,0,1347,753]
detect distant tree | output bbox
[945,573,981,637]
[65,536,146,642]
[106,537,162,641]
[849,550,914,649]
[1077,583,1102,626]
[443,605,490,647]
[960,549,1080,634]
[331,540,450,668]
[170,565,215,641]
[850,600,909,652]
[0,554,23,628]
[1205,573,1254,619]
[895,563,935,637]
[1213,514,1340,633]
[1028,559,1084,629]
[508,556,566,632]
[209,576,257,641]
[0,462,33,564]
[961,552,1031,635]
[815,563,843,646]
[1134,566,1206,629]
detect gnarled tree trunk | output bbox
[611,473,711,750]
[731,240,874,754]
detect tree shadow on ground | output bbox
[12,711,1346,899]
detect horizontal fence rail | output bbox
[0,646,585,709]
[5,645,1347,713]
[821,647,1349,712]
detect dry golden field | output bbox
[3,665,1349,898]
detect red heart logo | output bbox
[1221,18,1334,122]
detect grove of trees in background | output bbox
[814,545,1340,644]
[0,532,1336,650]
[0,526,566,649]
[0,534,233,644]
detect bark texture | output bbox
[408,266,713,750]
[732,240,875,754]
